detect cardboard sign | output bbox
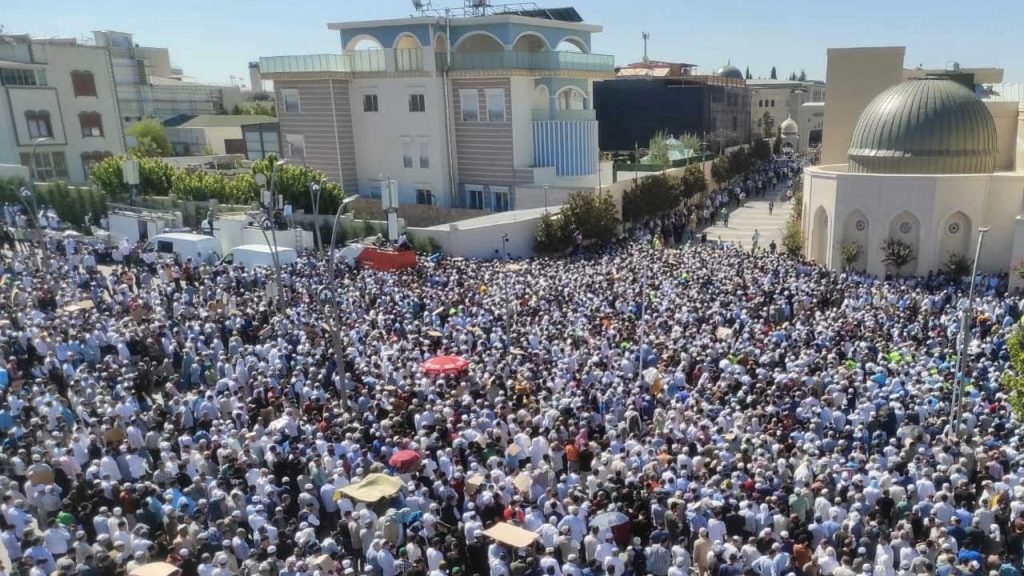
[103,427,127,444]
[29,468,54,485]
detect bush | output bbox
[534,211,572,255]
[561,191,619,245]
[943,252,972,277]
[680,164,708,199]
[840,242,861,271]
[782,218,804,258]
[881,238,915,272]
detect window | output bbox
[368,183,382,199]
[25,110,53,139]
[419,142,429,169]
[557,88,584,112]
[363,93,378,112]
[485,88,506,122]
[70,70,97,97]
[282,89,300,113]
[402,141,413,169]
[79,112,103,137]
[19,151,68,182]
[771,99,775,107]
[492,186,510,212]
[81,151,112,179]
[416,189,433,205]
[758,99,763,108]
[459,89,479,122]
[466,185,484,210]
[409,93,425,113]
[0,68,45,87]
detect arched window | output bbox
[557,88,586,111]
[79,112,104,137]
[71,70,97,97]
[25,110,53,139]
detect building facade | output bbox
[259,7,613,211]
[0,35,125,184]
[803,47,1024,280]
[594,61,750,154]
[93,31,244,127]
[747,79,825,144]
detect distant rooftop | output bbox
[163,114,277,128]
[495,6,582,21]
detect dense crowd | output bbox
[0,189,1022,576]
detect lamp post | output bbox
[326,195,358,405]
[22,136,52,268]
[16,187,42,269]
[255,160,287,311]
[543,184,549,210]
[309,181,322,253]
[950,226,990,437]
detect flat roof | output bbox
[230,244,296,253]
[328,13,601,32]
[151,233,218,242]
[422,206,561,231]
[163,114,277,128]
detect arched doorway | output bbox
[556,86,587,111]
[512,32,548,53]
[532,84,550,119]
[841,210,869,271]
[812,206,829,266]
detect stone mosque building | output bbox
[802,47,1024,281]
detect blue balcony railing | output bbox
[438,50,613,73]
[260,48,424,75]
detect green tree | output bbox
[798,69,807,82]
[711,156,731,186]
[782,218,804,258]
[646,130,670,166]
[680,164,707,199]
[744,66,752,80]
[90,155,176,199]
[232,102,277,117]
[622,173,681,222]
[1001,325,1024,421]
[127,119,173,157]
[727,147,751,177]
[840,242,861,270]
[251,154,344,214]
[534,211,572,255]
[679,133,702,155]
[770,66,777,80]
[750,138,771,163]
[560,191,619,245]
[758,111,775,140]
[788,71,798,81]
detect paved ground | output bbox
[703,188,793,250]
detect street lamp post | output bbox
[543,184,549,210]
[950,226,990,437]
[326,195,358,405]
[309,181,322,253]
[255,160,287,311]
[22,136,52,268]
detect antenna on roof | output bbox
[642,31,650,64]
[412,0,432,12]
[466,0,490,15]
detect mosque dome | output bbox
[847,77,997,175]
[715,64,744,80]
[780,116,798,135]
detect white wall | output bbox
[408,209,558,259]
[349,76,451,206]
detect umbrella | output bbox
[590,511,631,547]
[420,355,469,376]
[389,449,421,470]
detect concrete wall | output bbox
[408,208,559,259]
[821,47,905,165]
[988,101,1020,171]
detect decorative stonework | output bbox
[898,221,913,234]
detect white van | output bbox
[142,233,221,264]
[221,244,298,268]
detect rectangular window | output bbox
[19,151,68,182]
[80,112,104,137]
[492,186,510,212]
[416,189,433,205]
[419,142,429,169]
[363,93,379,112]
[459,89,479,122]
[71,70,98,97]
[368,182,382,199]
[466,186,484,210]
[25,111,53,139]
[282,89,300,113]
[0,68,44,87]
[409,93,425,113]
[402,141,413,169]
[485,88,505,122]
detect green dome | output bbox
[847,77,997,175]
[716,64,743,80]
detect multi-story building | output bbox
[92,31,244,127]
[259,5,613,211]
[594,61,751,154]
[748,79,826,143]
[0,34,125,184]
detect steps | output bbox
[702,191,793,249]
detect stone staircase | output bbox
[702,191,793,250]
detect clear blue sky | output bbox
[4,0,1022,85]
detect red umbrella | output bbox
[420,355,469,376]
[389,449,421,470]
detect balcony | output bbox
[260,48,424,77]
[438,51,614,76]
[531,108,596,122]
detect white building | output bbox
[259,6,612,211]
[92,31,244,127]
[0,34,125,184]
[802,47,1024,279]
[748,79,825,147]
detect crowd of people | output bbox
[0,176,1022,576]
